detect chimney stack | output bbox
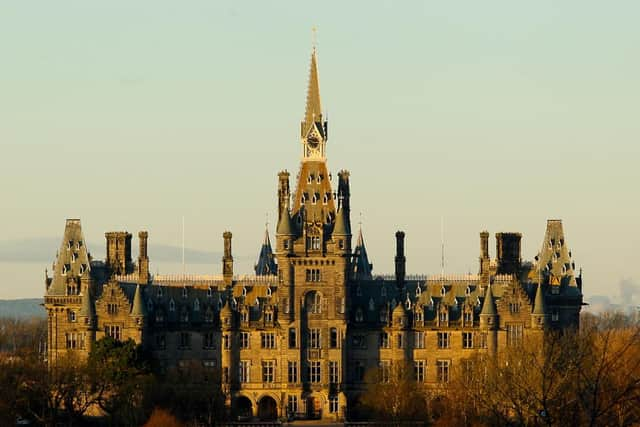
[395,231,406,289]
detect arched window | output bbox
[169,299,175,312]
[182,287,188,298]
[242,286,247,297]
[193,299,200,311]
[355,308,364,322]
[306,291,321,314]
[207,287,213,298]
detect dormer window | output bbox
[67,240,73,250]
[242,310,249,323]
[182,287,188,298]
[440,287,446,296]
[405,298,412,310]
[169,299,175,312]
[307,174,313,184]
[62,264,68,275]
[193,299,200,311]
[379,309,388,323]
[465,286,471,296]
[317,174,323,183]
[301,194,307,204]
[265,311,273,323]
[415,284,421,296]
[266,287,272,297]
[242,286,247,297]
[355,308,364,322]
[68,311,76,322]
[415,310,423,323]
[369,298,375,311]
[323,193,329,204]
[207,287,213,298]
[157,287,163,298]
[439,310,448,324]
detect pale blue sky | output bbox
[1,1,639,303]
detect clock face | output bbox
[307,134,319,149]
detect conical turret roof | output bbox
[333,207,350,236]
[352,227,372,280]
[276,201,295,236]
[481,285,497,316]
[79,286,95,318]
[532,283,546,315]
[131,284,146,316]
[255,227,277,276]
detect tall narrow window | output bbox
[414,360,426,382]
[288,361,298,383]
[262,360,275,383]
[288,328,297,348]
[329,361,340,384]
[330,328,339,348]
[309,328,321,349]
[436,360,450,383]
[437,332,450,349]
[239,361,250,383]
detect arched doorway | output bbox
[258,395,278,421]
[234,396,253,421]
[307,395,322,419]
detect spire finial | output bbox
[312,26,318,52]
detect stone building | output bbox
[44,46,584,421]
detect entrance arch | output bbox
[258,395,278,421]
[234,395,253,420]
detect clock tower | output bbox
[301,47,328,161]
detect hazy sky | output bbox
[1,1,639,302]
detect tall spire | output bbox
[302,46,323,137]
[532,283,546,315]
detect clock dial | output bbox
[307,134,319,149]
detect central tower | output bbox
[275,45,351,419]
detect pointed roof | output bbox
[532,283,546,315]
[48,219,92,295]
[276,200,295,235]
[333,207,350,236]
[481,285,497,316]
[79,286,95,318]
[535,219,577,287]
[255,227,277,276]
[352,227,372,280]
[130,284,146,316]
[302,48,323,137]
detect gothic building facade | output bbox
[44,47,584,421]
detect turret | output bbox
[137,231,150,284]
[333,206,351,254]
[130,284,147,327]
[255,226,277,276]
[480,285,498,355]
[395,231,406,290]
[222,231,234,286]
[531,283,548,329]
[352,227,373,281]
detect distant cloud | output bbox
[0,238,249,264]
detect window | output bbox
[288,361,298,383]
[462,359,473,383]
[262,360,275,383]
[414,360,426,382]
[182,287,188,298]
[379,360,391,383]
[439,310,448,325]
[239,360,250,383]
[479,332,488,349]
[105,325,121,341]
[397,333,404,348]
[261,332,276,349]
[288,328,297,348]
[264,311,273,323]
[464,311,473,325]
[306,236,321,251]
[552,310,559,322]
[509,302,520,314]
[415,310,423,324]
[283,239,289,250]
[203,360,216,369]
[507,323,524,347]
[241,310,249,323]
[288,395,298,415]
[329,395,339,413]
[203,332,215,349]
[179,332,191,349]
[437,332,450,349]
[107,303,118,315]
[463,332,474,349]
[155,311,165,323]
[180,309,189,323]
[156,334,166,350]
[338,239,344,249]
[204,308,214,323]
[309,360,321,383]
[309,328,321,349]
[354,360,365,382]
[157,287,163,297]
[355,308,363,322]
[306,292,321,313]
[65,332,84,349]
[240,332,250,349]
[169,299,175,312]
[283,297,290,314]
[379,309,388,323]
[329,361,340,384]
[68,311,76,322]
[306,269,321,282]
[379,332,390,348]
[330,328,339,348]
[207,287,213,297]
[414,331,425,349]
[436,360,450,383]
[338,297,345,314]
[223,334,230,349]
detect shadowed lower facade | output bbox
[44,46,584,421]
